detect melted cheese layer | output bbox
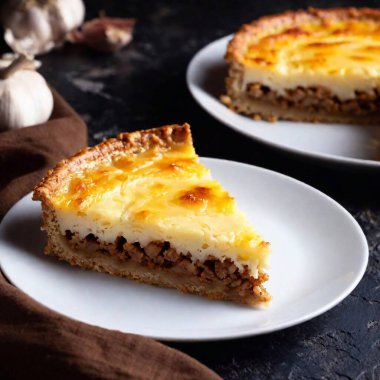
[240,19,380,99]
[53,143,269,275]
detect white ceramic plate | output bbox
[0,158,368,341]
[187,36,380,168]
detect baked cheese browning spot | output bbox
[349,55,374,62]
[305,41,349,48]
[134,209,155,221]
[158,158,198,172]
[363,45,380,52]
[112,156,134,170]
[179,186,212,205]
[251,57,272,66]
[155,157,205,177]
[177,185,235,213]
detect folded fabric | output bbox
[0,89,220,380]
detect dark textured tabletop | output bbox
[23,0,380,378]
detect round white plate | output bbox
[187,36,380,168]
[0,158,368,341]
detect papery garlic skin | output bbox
[3,0,85,55]
[68,17,136,53]
[0,59,53,131]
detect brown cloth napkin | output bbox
[0,89,221,380]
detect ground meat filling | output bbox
[246,83,380,115]
[64,231,268,298]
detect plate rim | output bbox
[186,35,380,169]
[0,157,369,341]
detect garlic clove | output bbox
[68,17,135,53]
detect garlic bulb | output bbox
[2,0,85,55]
[0,55,53,131]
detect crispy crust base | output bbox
[221,93,380,125]
[224,8,380,124]
[33,124,270,306]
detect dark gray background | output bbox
[11,1,379,378]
